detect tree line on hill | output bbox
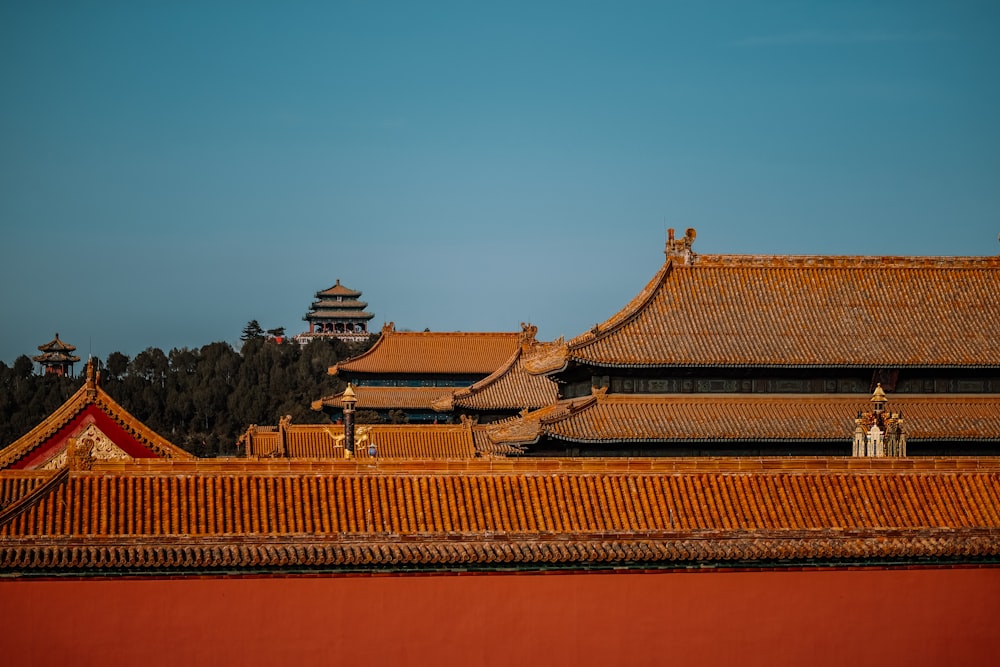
[0,325,374,457]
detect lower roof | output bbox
[485,391,1000,447]
[2,457,999,574]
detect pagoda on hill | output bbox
[32,333,81,377]
[297,279,374,343]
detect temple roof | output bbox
[0,361,194,470]
[433,331,559,412]
[32,351,82,364]
[36,333,77,353]
[315,279,362,298]
[2,456,999,574]
[528,235,1000,371]
[306,308,375,320]
[239,422,476,459]
[330,323,521,376]
[485,391,1000,447]
[313,385,456,412]
[310,299,370,310]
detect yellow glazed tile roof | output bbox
[314,386,455,411]
[438,335,559,412]
[486,391,1000,446]
[330,323,520,376]
[534,246,1000,370]
[2,457,999,573]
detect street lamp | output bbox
[342,383,357,457]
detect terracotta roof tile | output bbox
[487,393,1000,446]
[443,339,559,412]
[36,333,77,353]
[314,386,455,412]
[242,423,476,459]
[330,324,520,376]
[3,457,999,572]
[315,280,363,298]
[553,253,1000,368]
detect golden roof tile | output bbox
[330,323,521,376]
[314,386,456,412]
[241,423,476,459]
[544,248,1000,369]
[486,393,1000,446]
[444,333,559,411]
[3,457,999,572]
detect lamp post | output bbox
[342,383,357,457]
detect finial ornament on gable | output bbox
[665,227,697,263]
[85,358,98,397]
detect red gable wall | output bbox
[11,404,164,469]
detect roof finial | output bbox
[665,227,697,263]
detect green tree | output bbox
[241,320,265,341]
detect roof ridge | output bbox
[691,253,1000,268]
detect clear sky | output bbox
[1,1,998,365]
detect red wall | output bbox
[2,567,998,666]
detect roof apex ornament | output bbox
[853,385,906,457]
[519,322,538,346]
[665,227,697,264]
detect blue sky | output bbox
[1,1,998,365]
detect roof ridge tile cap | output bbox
[566,259,675,350]
[692,253,1000,268]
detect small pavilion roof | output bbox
[36,333,77,353]
[329,323,521,376]
[485,390,1000,447]
[527,231,1000,372]
[32,351,82,364]
[0,361,194,470]
[315,279,363,298]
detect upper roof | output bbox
[330,323,521,376]
[432,326,559,412]
[3,456,999,574]
[485,389,1000,447]
[528,229,1000,371]
[315,279,362,298]
[0,361,194,470]
[36,333,76,353]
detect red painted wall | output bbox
[2,567,998,666]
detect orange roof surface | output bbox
[435,333,559,412]
[0,362,194,470]
[485,391,1000,447]
[313,385,455,412]
[536,238,1000,370]
[315,279,362,298]
[241,423,476,459]
[36,333,77,353]
[3,457,999,573]
[330,323,521,376]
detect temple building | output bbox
[477,228,1000,456]
[313,323,528,422]
[2,231,1000,663]
[296,279,374,343]
[32,333,81,377]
